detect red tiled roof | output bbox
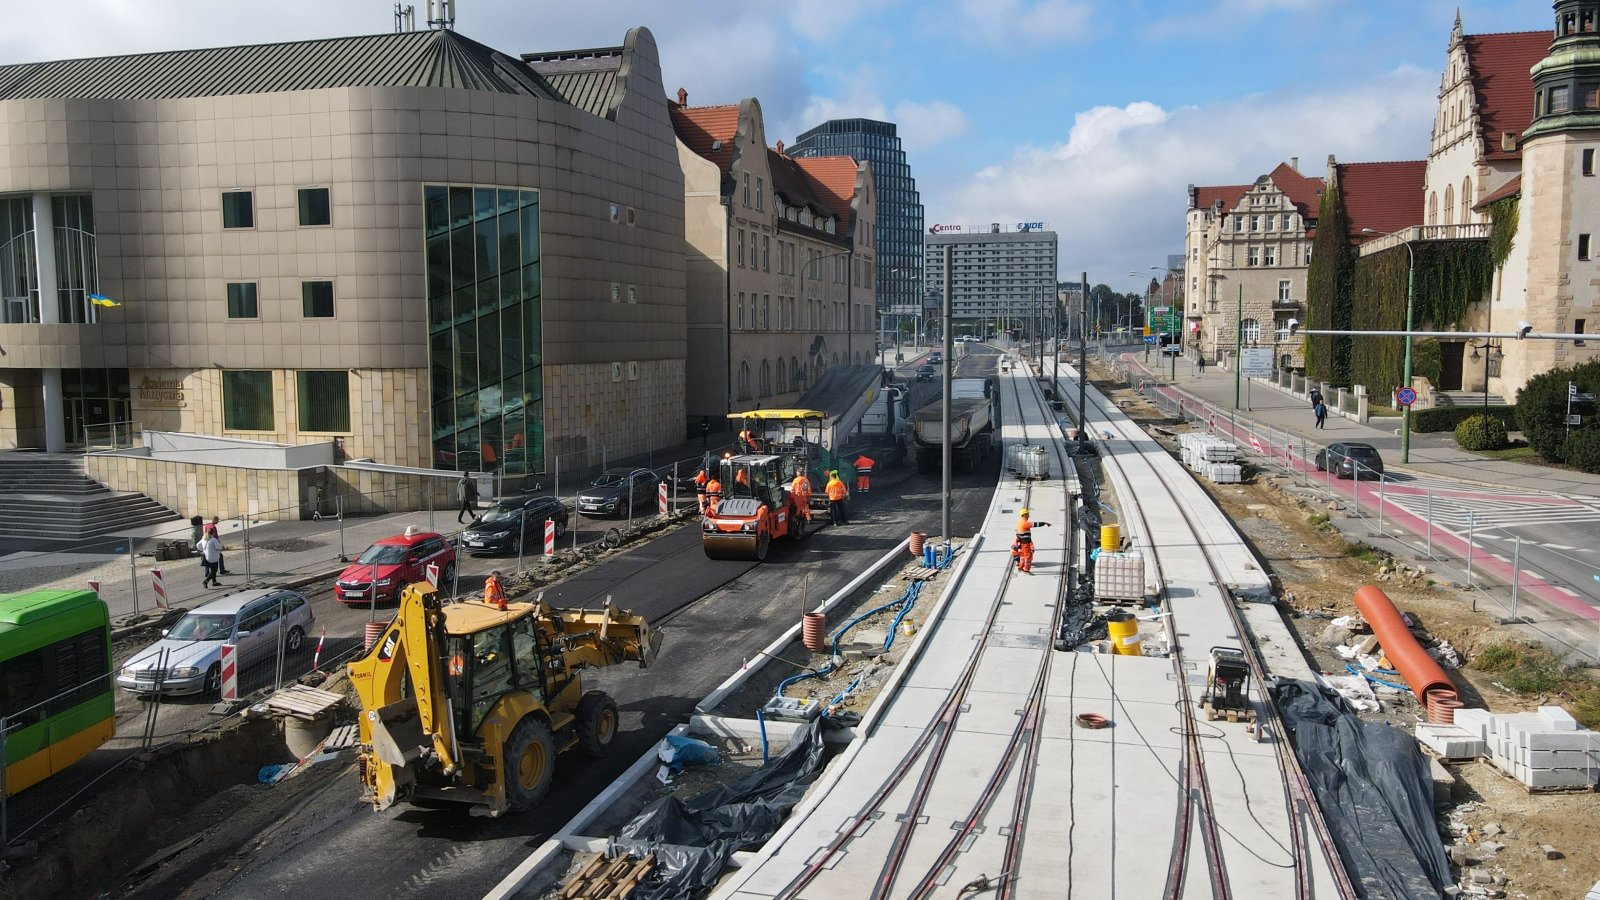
[1463,31,1551,161]
[1337,160,1426,239]
[1267,162,1324,220]
[768,148,838,223]
[1192,184,1249,213]
[794,156,860,232]
[1473,174,1522,210]
[669,103,740,172]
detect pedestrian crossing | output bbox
[1376,477,1600,537]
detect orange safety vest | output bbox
[825,477,848,501]
[735,468,750,487]
[706,478,722,498]
[1016,516,1033,544]
[790,475,811,499]
[853,455,875,475]
[694,469,708,489]
[484,575,506,610]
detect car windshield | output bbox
[1346,447,1380,458]
[167,612,235,642]
[480,504,522,523]
[590,473,626,488]
[357,544,408,565]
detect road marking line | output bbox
[1547,544,1575,551]
[1554,586,1579,597]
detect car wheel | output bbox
[285,626,305,654]
[204,663,222,699]
[555,519,567,538]
[509,533,522,556]
[441,561,457,585]
[503,717,555,811]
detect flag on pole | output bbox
[88,293,121,308]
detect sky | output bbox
[0,0,1555,286]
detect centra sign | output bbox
[929,224,962,233]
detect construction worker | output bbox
[789,471,813,523]
[735,466,750,490]
[484,570,507,610]
[1012,507,1051,574]
[694,467,709,513]
[705,475,723,514]
[853,453,875,493]
[737,429,751,454]
[825,470,850,526]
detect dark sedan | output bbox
[461,495,569,555]
[577,468,661,518]
[1315,441,1385,479]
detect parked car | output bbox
[1315,441,1385,479]
[335,528,456,605]
[116,589,313,697]
[577,468,661,518]
[462,495,569,555]
[916,364,937,382]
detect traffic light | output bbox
[1142,326,1151,336]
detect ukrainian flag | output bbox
[88,293,120,308]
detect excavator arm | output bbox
[542,599,662,672]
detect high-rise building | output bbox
[924,228,1058,326]
[789,119,923,322]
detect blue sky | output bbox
[3,1,1553,283]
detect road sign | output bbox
[1240,347,1274,379]
[1143,335,1157,344]
[1397,387,1417,406]
[1569,414,1584,426]
[425,562,440,587]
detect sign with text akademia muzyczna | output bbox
[137,377,186,408]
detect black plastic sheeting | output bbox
[606,719,828,900]
[1271,679,1451,900]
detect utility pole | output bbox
[1234,284,1243,410]
[941,250,953,548]
[1078,271,1089,449]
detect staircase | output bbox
[1434,390,1509,407]
[0,453,180,545]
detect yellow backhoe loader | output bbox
[349,582,660,816]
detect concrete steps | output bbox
[0,453,180,544]
[1435,390,1509,407]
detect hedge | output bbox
[1565,428,1600,474]
[1455,415,1508,450]
[1412,405,1518,434]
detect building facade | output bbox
[1183,161,1321,368]
[789,118,924,326]
[0,27,687,475]
[924,228,1057,330]
[672,95,876,426]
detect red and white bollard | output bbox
[313,628,326,672]
[544,518,556,556]
[658,482,668,516]
[151,567,169,609]
[220,643,239,701]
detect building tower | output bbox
[1516,0,1600,386]
[789,119,924,334]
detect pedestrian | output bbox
[700,416,711,450]
[484,570,507,610]
[456,474,477,524]
[694,466,710,514]
[209,515,232,574]
[199,525,223,587]
[789,471,813,523]
[1314,399,1328,429]
[1309,387,1323,409]
[704,475,723,515]
[824,470,849,525]
[189,514,204,560]
[853,453,875,493]
[1197,356,1206,375]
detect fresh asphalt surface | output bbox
[112,349,1003,900]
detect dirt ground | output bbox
[1097,372,1600,900]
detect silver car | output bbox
[116,588,314,697]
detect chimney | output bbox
[1290,156,1299,172]
[1501,131,1516,152]
[775,139,784,154]
[676,87,687,106]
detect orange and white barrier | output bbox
[151,567,169,608]
[544,518,556,555]
[220,643,239,700]
[658,482,668,516]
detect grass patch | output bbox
[1306,513,1330,527]
[1472,641,1571,695]
[1573,687,1600,731]
[1344,541,1386,566]
[1468,445,1537,461]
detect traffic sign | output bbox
[425,562,440,587]
[1397,387,1417,407]
[1143,335,1157,344]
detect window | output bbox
[1281,214,1291,231]
[737,230,744,267]
[301,280,334,318]
[1241,318,1261,345]
[1265,214,1275,232]
[297,370,350,432]
[1581,234,1592,261]
[1279,280,1291,302]
[743,173,750,206]
[1552,85,1572,114]
[1586,86,1600,110]
[1577,318,1588,347]
[756,177,764,211]
[222,191,254,228]
[223,370,274,431]
[1586,149,1596,176]
[298,187,330,226]
[737,292,745,329]
[1249,215,1259,232]
[763,294,770,330]
[1247,246,1259,267]
[1234,216,1243,233]
[226,282,258,318]
[1264,246,1277,266]
[762,235,770,271]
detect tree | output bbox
[1516,360,1600,461]
[1305,166,1356,384]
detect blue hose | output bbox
[1346,663,1409,692]
[756,708,770,763]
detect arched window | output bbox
[1241,318,1262,345]
[1428,192,1438,225]
[737,361,752,401]
[831,352,839,367]
[759,360,771,397]
[791,357,802,390]
[1443,184,1455,226]
[776,357,787,392]
[1460,177,1472,222]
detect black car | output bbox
[1314,442,1385,479]
[916,364,937,382]
[577,468,661,517]
[461,495,569,555]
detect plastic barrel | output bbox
[1105,609,1141,656]
[802,612,828,654]
[909,531,927,557]
[1100,523,1122,553]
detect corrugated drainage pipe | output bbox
[363,621,386,652]
[1427,691,1462,725]
[802,612,828,654]
[909,531,927,557]
[1353,585,1455,708]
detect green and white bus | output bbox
[1,589,116,798]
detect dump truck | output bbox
[702,454,808,560]
[913,394,996,474]
[349,582,659,816]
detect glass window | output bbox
[1552,85,1572,114]
[1278,280,1291,301]
[737,230,744,267]
[297,370,350,433]
[469,625,516,731]
[1580,234,1592,261]
[298,187,331,226]
[1241,318,1262,344]
[0,196,39,324]
[743,173,750,206]
[756,177,764,210]
[763,235,770,271]
[222,191,254,229]
[227,282,258,318]
[223,370,274,431]
[737,292,745,329]
[302,280,334,317]
[1586,149,1596,176]
[52,195,99,324]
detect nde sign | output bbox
[1016,222,1045,231]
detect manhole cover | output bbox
[253,538,325,553]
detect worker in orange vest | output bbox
[705,476,723,514]
[1012,507,1051,574]
[853,453,875,493]
[789,472,813,523]
[735,466,750,490]
[824,470,849,526]
[693,467,710,513]
[484,570,507,609]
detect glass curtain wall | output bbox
[424,185,542,475]
[53,196,98,324]
[0,197,38,324]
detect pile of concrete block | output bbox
[1094,552,1146,602]
[1446,706,1599,790]
[1178,434,1241,484]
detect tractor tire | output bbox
[575,691,620,758]
[755,530,770,561]
[503,717,556,811]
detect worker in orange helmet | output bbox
[704,475,723,514]
[789,471,813,523]
[1012,507,1051,574]
[824,470,849,526]
[693,466,710,513]
[853,453,875,493]
[484,570,507,609]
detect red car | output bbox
[335,528,457,605]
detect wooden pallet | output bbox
[1202,703,1258,724]
[1094,595,1145,608]
[263,685,344,720]
[901,566,941,581]
[559,852,656,900]
[1483,761,1598,795]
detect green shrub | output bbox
[1517,360,1600,460]
[1455,414,1508,450]
[1471,642,1567,694]
[1412,405,1517,433]
[1563,428,1600,473]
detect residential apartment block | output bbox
[925,228,1057,328]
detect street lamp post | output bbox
[1468,338,1502,446]
[1362,228,1416,463]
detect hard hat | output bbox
[1019,507,1029,515]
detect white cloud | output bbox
[892,100,971,151]
[928,67,1437,282]
[953,0,1094,47]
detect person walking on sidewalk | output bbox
[1313,399,1328,429]
[1309,387,1323,409]
[1196,356,1206,375]
[209,515,232,574]
[456,474,477,524]
[199,525,223,588]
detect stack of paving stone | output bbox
[1178,433,1241,484]
[1442,706,1599,790]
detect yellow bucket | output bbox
[1106,610,1142,656]
[1100,523,1122,553]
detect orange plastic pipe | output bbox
[1353,585,1452,703]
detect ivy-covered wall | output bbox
[1305,176,1354,384]
[1350,241,1493,401]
